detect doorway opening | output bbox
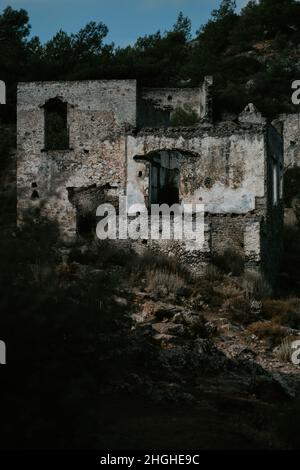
[149,152,179,205]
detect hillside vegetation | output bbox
[1,0,300,123]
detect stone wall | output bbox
[126,124,266,214]
[138,76,213,127]
[279,113,300,168]
[125,123,269,268]
[17,80,137,239]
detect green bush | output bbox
[170,108,198,127]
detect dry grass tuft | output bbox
[138,251,190,281]
[213,282,243,301]
[204,264,223,282]
[145,268,187,295]
[243,271,272,300]
[212,248,244,276]
[262,298,300,329]
[275,337,293,363]
[248,321,286,346]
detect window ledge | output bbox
[41,148,74,153]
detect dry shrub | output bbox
[213,282,243,301]
[213,248,244,276]
[170,108,198,127]
[146,268,186,295]
[243,271,272,300]
[248,321,286,346]
[204,264,223,282]
[94,240,133,267]
[262,298,300,329]
[187,314,209,338]
[30,259,55,285]
[275,337,294,363]
[191,278,215,303]
[56,260,74,276]
[137,251,190,281]
[225,297,252,325]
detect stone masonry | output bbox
[17,79,284,278]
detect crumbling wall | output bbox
[126,123,267,267]
[126,126,266,213]
[279,113,300,168]
[17,80,137,239]
[138,76,213,127]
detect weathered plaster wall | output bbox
[126,128,266,214]
[125,125,268,266]
[17,80,137,238]
[279,113,300,168]
[138,76,213,127]
[140,88,202,118]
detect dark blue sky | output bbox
[1,0,248,46]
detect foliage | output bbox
[248,321,286,346]
[145,268,187,295]
[204,265,223,282]
[170,108,198,127]
[275,337,294,362]
[213,248,244,276]
[262,298,300,329]
[2,1,300,124]
[243,271,272,300]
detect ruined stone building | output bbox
[17,78,284,276]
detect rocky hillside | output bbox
[1,202,300,448]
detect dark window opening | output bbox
[204,176,213,189]
[150,153,179,205]
[44,98,69,150]
[77,213,95,237]
[31,190,39,199]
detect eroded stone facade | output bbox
[17,79,283,277]
[279,113,300,168]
